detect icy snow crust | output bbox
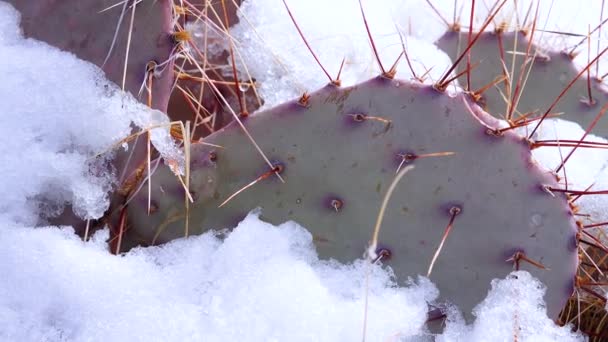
[0,3,181,223]
[0,1,596,341]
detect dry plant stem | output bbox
[363,164,415,342]
[367,165,415,259]
[122,0,137,91]
[506,3,539,121]
[183,120,192,237]
[180,33,283,181]
[219,0,246,116]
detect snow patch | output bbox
[0,2,179,223]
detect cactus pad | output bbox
[435,30,608,136]
[122,77,578,321]
[7,0,175,111]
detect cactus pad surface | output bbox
[124,77,578,320]
[436,30,608,136]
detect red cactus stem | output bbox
[179,1,248,116]
[419,66,435,82]
[218,164,284,208]
[385,51,404,79]
[436,61,480,92]
[547,187,608,196]
[145,61,156,108]
[556,136,569,192]
[358,0,386,76]
[579,280,608,286]
[580,230,608,254]
[396,28,420,82]
[585,27,594,106]
[520,1,535,30]
[176,86,214,135]
[579,246,605,277]
[176,73,255,88]
[281,0,335,84]
[174,27,280,181]
[220,0,247,117]
[436,0,508,90]
[579,286,607,304]
[396,151,455,173]
[598,0,606,76]
[569,17,608,56]
[535,140,608,146]
[334,58,346,86]
[471,75,507,103]
[427,206,461,277]
[424,0,451,29]
[111,206,128,255]
[466,0,475,91]
[507,251,548,271]
[483,0,503,29]
[494,112,562,135]
[580,261,608,272]
[298,92,311,107]
[532,140,608,149]
[452,0,461,26]
[495,31,513,115]
[583,221,608,229]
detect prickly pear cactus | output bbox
[7,0,175,111]
[435,29,608,136]
[122,77,578,321]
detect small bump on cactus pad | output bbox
[123,77,577,321]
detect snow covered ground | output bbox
[1,0,606,341]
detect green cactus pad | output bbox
[7,0,175,111]
[124,77,578,321]
[435,30,608,136]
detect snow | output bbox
[0,0,602,341]
[0,212,439,341]
[0,3,180,223]
[523,119,608,230]
[438,271,582,342]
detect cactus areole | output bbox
[123,77,578,321]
